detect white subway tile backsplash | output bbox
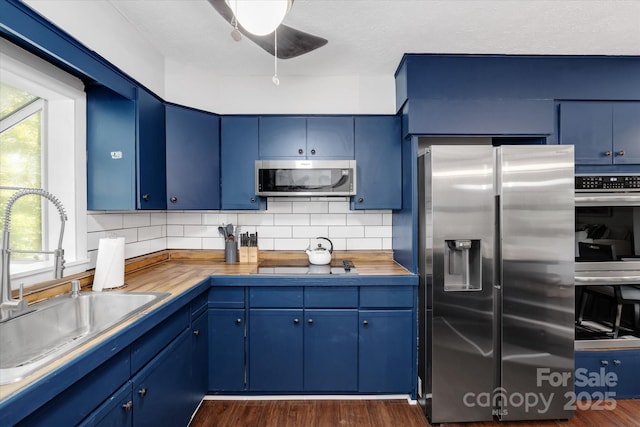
[123,213,150,228]
[365,226,392,238]
[346,213,383,226]
[85,201,392,255]
[328,226,365,239]
[274,214,310,226]
[87,213,124,232]
[138,226,164,241]
[183,225,221,238]
[167,237,202,249]
[273,238,311,251]
[256,226,292,239]
[346,238,382,250]
[293,201,329,214]
[292,226,329,239]
[166,225,184,237]
[167,212,202,225]
[310,214,347,226]
[237,213,274,226]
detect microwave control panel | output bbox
[576,175,640,191]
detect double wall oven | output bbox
[575,175,640,348]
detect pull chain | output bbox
[272,28,280,86]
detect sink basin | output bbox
[0,291,169,385]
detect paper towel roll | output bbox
[92,237,125,291]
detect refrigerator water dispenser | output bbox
[444,239,481,291]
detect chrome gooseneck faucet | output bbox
[1,188,67,322]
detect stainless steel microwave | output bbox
[255,160,356,196]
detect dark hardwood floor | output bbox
[190,399,640,427]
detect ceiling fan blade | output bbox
[208,0,328,59]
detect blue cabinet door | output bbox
[190,312,208,409]
[220,116,265,209]
[612,103,640,164]
[306,117,354,159]
[208,309,246,391]
[79,383,133,427]
[165,104,220,209]
[560,102,613,165]
[87,85,136,210]
[132,329,193,427]
[358,310,413,393]
[136,88,166,210]
[352,116,401,210]
[608,351,640,399]
[259,116,306,158]
[304,309,358,391]
[249,309,303,391]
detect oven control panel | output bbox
[576,175,640,191]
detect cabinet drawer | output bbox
[359,286,414,308]
[191,290,208,319]
[305,287,358,308]
[130,306,189,374]
[209,287,245,308]
[250,287,303,308]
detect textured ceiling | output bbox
[107,0,640,79]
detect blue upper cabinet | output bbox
[136,88,166,210]
[258,116,355,159]
[165,104,220,210]
[220,116,265,210]
[87,85,136,211]
[560,101,640,165]
[87,86,166,211]
[259,116,306,158]
[352,116,402,210]
[613,103,640,164]
[306,117,354,159]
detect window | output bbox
[1,84,44,261]
[0,39,88,287]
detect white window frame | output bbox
[1,38,89,288]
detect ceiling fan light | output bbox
[226,0,291,36]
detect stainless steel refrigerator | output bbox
[417,145,575,423]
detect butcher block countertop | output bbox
[1,250,414,404]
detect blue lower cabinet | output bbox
[208,309,246,391]
[79,383,133,427]
[575,350,640,399]
[304,310,358,391]
[249,309,304,391]
[358,310,413,393]
[132,329,193,427]
[190,312,209,406]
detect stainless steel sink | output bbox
[0,291,169,385]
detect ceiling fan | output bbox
[208,0,328,59]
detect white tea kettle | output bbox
[305,237,334,265]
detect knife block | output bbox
[249,247,258,263]
[239,246,249,263]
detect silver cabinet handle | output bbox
[170,196,177,203]
[605,150,612,157]
[613,359,621,366]
[600,360,609,367]
[122,401,133,412]
[138,387,147,397]
[142,194,150,201]
[362,320,369,326]
[307,319,314,324]
[193,329,200,336]
[293,318,300,324]
[618,150,625,156]
[236,318,242,324]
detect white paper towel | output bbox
[92,237,125,291]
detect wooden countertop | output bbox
[1,250,413,404]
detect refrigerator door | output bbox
[498,145,575,420]
[428,145,495,423]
